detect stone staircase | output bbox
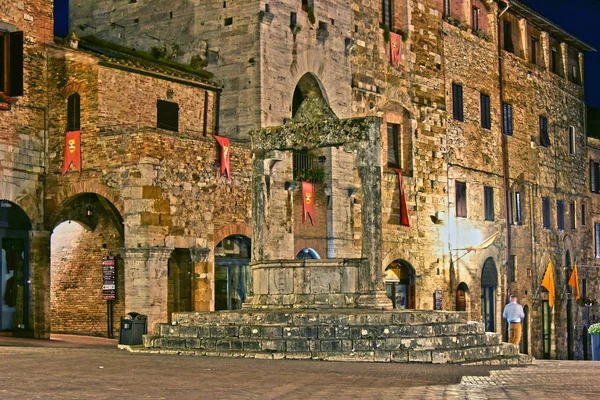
[139,309,533,365]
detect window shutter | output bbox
[503,103,512,135]
[481,94,491,129]
[456,181,467,217]
[591,160,597,193]
[387,124,399,168]
[9,31,24,97]
[570,201,576,230]
[595,223,600,258]
[452,84,463,121]
[515,191,522,225]
[542,197,550,229]
[540,116,551,147]
[67,93,81,131]
[484,186,494,221]
[557,200,564,231]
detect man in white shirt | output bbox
[503,294,525,345]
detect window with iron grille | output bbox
[157,100,179,132]
[293,150,318,178]
[456,181,467,218]
[570,201,576,230]
[503,103,513,135]
[452,83,463,122]
[480,93,491,129]
[67,93,81,131]
[0,30,23,96]
[484,186,494,221]
[557,200,564,231]
[540,116,550,147]
[542,197,550,229]
[387,123,400,168]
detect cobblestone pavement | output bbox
[0,336,598,399]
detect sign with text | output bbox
[102,256,116,300]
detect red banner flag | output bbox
[390,32,401,68]
[62,130,81,175]
[392,168,410,226]
[215,135,231,181]
[302,181,315,225]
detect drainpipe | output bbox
[497,1,512,339]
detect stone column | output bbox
[190,247,211,311]
[121,247,173,332]
[355,120,392,309]
[29,230,51,338]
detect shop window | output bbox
[503,103,513,135]
[0,30,24,96]
[452,83,463,122]
[484,186,494,221]
[540,116,550,147]
[456,181,467,218]
[66,93,81,131]
[480,93,491,129]
[157,100,179,132]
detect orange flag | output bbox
[62,130,81,175]
[541,259,555,307]
[302,181,315,225]
[215,135,231,181]
[568,264,581,301]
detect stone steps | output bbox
[140,309,531,364]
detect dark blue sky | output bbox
[520,0,600,108]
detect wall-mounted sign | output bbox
[434,289,443,310]
[102,256,116,300]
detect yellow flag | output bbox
[568,264,581,301]
[541,260,555,307]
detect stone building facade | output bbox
[1,0,252,338]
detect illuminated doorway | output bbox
[385,260,415,309]
[456,282,469,311]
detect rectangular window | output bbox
[456,181,467,218]
[472,7,479,31]
[503,103,513,135]
[387,123,400,168]
[531,37,538,64]
[557,200,564,231]
[382,0,393,29]
[570,201,576,230]
[582,204,586,226]
[509,255,516,282]
[0,31,24,96]
[539,116,550,147]
[503,20,514,52]
[551,48,559,74]
[515,191,523,225]
[591,161,600,193]
[569,126,575,155]
[542,197,550,229]
[452,83,464,121]
[595,223,600,258]
[480,93,491,129]
[484,186,494,221]
[157,100,179,132]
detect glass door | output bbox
[482,286,495,332]
[1,236,29,331]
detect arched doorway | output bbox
[481,257,497,332]
[167,249,192,322]
[214,235,251,311]
[522,305,529,354]
[456,282,469,311]
[565,250,574,359]
[296,248,321,259]
[50,193,124,337]
[0,200,31,332]
[384,260,415,309]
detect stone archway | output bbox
[481,257,498,332]
[50,192,124,337]
[456,281,469,312]
[0,200,32,332]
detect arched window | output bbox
[67,93,81,131]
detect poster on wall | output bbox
[102,256,116,301]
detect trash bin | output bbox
[118,312,147,345]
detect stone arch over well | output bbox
[213,223,251,251]
[384,259,416,309]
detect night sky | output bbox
[53,0,599,106]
